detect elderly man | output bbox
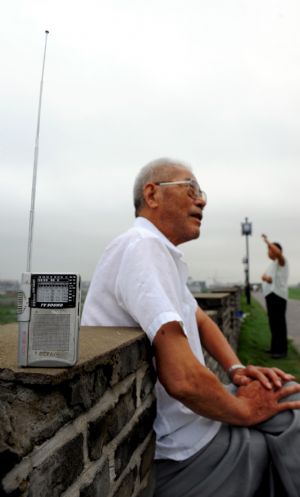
[82,158,300,497]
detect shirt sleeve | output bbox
[115,236,186,342]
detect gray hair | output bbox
[133,157,192,216]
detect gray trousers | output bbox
[154,383,300,497]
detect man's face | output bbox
[268,248,277,261]
[154,167,206,246]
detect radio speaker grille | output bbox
[17,292,25,314]
[30,314,71,351]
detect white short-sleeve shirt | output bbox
[81,217,220,460]
[262,260,289,300]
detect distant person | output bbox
[82,159,300,497]
[261,234,289,359]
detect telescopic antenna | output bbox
[26,30,50,272]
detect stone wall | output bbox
[0,327,156,497]
[0,287,242,496]
[193,287,242,383]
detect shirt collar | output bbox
[134,217,184,258]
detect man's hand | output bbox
[231,364,295,390]
[261,273,272,283]
[262,233,269,244]
[153,321,300,426]
[236,380,300,426]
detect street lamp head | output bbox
[241,217,252,236]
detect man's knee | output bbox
[257,381,300,435]
[278,381,300,402]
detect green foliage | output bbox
[289,287,300,300]
[0,294,17,324]
[238,295,300,382]
[0,306,17,324]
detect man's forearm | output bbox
[172,364,300,427]
[170,362,249,425]
[262,234,285,264]
[196,309,242,373]
[154,321,300,426]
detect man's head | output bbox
[268,242,283,260]
[133,157,207,246]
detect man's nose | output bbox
[195,196,206,209]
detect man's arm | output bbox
[153,320,300,426]
[195,306,242,374]
[262,233,285,266]
[262,273,272,283]
[196,306,294,388]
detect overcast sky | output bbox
[1,0,300,286]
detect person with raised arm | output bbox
[261,233,289,358]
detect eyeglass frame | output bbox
[154,179,207,203]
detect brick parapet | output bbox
[0,327,156,497]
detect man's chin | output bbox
[188,228,201,242]
[193,226,201,238]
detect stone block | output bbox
[67,372,95,410]
[94,365,112,397]
[0,483,24,497]
[28,434,84,497]
[112,467,137,497]
[139,434,155,481]
[194,293,230,310]
[88,382,137,461]
[79,460,110,497]
[0,397,22,479]
[0,448,21,483]
[111,339,152,386]
[66,364,111,412]
[114,402,156,478]
[0,383,73,461]
[136,468,156,497]
[140,368,156,403]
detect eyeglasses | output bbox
[155,179,207,203]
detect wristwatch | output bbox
[227,364,246,377]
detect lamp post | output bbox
[241,217,252,304]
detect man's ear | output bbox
[143,183,159,209]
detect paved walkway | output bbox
[252,291,300,354]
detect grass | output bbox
[289,287,300,300]
[0,294,17,324]
[238,295,300,382]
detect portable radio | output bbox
[17,272,81,367]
